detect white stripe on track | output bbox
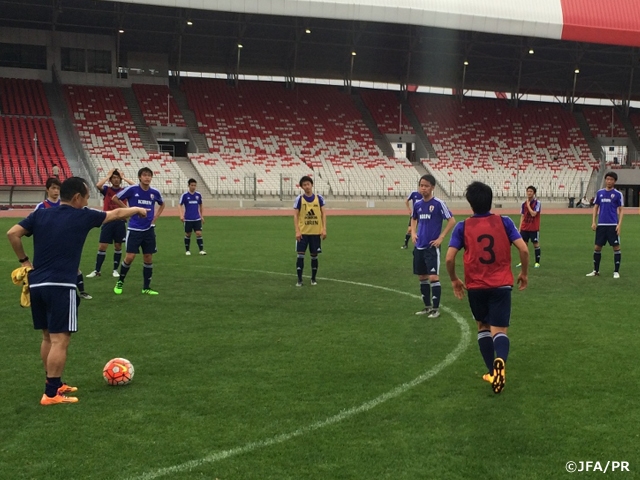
[127,270,472,480]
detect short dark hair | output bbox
[45,177,62,189]
[526,185,537,195]
[419,174,436,187]
[110,169,122,180]
[188,178,197,185]
[605,171,618,181]
[465,181,493,214]
[138,167,153,178]
[299,175,313,186]
[60,177,89,201]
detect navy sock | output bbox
[119,261,131,281]
[404,234,410,246]
[419,280,431,307]
[593,251,601,272]
[311,256,318,281]
[77,272,85,293]
[493,333,510,363]
[184,236,191,252]
[197,237,204,251]
[477,330,494,373]
[296,255,304,282]
[113,250,122,271]
[45,376,62,398]
[535,247,541,264]
[614,251,621,273]
[431,282,441,309]
[95,251,106,272]
[143,263,153,290]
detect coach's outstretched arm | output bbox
[104,207,147,224]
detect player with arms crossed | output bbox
[445,181,529,394]
[402,187,423,249]
[180,178,206,256]
[517,185,541,268]
[86,168,135,278]
[586,172,623,278]
[7,177,146,405]
[411,174,456,318]
[294,176,326,286]
[113,167,165,295]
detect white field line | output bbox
[127,270,472,480]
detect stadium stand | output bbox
[0,78,50,117]
[132,84,186,127]
[64,84,181,193]
[582,107,627,138]
[183,79,418,196]
[0,78,70,185]
[410,94,596,198]
[359,89,413,135]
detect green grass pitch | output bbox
[0,214,638,479]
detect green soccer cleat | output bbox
[534,263,540,268]
[141,289,159,295]
[114,280,124,295]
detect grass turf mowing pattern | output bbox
[0,214,639,479]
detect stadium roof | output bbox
[2,0,640,100]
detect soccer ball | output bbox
[103,358,135,386]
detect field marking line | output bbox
[127,270,472,480]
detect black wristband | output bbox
[18,256,29,263]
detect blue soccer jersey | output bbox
[406,191,422,207]
[594,188,623,225]
[19,205,106,287]
[412,197,453,249]
[34,199,61,210]
[116,185,163,231]
[180,191,203,221]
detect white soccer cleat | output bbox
[185,251,191,256]
[585,271,599,277]
[199,250,207,255]
[427,309,440,318]
[86,271,100,278]
[112,270,120,277]
[515,263,521,268]
[613,272,620,279]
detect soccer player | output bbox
[294,175,326,286]
[36,177,92,300]
[411,174,456,318]
[113,167,165,295]
[586,171,624,278]
[402,187,423,249]
[180,178,206,256]
[7,177,146,405]
[516,185,541,268]
[445,181,529,394]
[86,168,135,278]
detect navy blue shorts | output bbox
[296,235,322,255]
[31,286,80,333]
[520,230,539,244]
[99,220,126,244]
[595,225,620,247]
[184,220,203,233]
[468,287,512,328]
[126,228,157,254]
[413,246,440,276]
